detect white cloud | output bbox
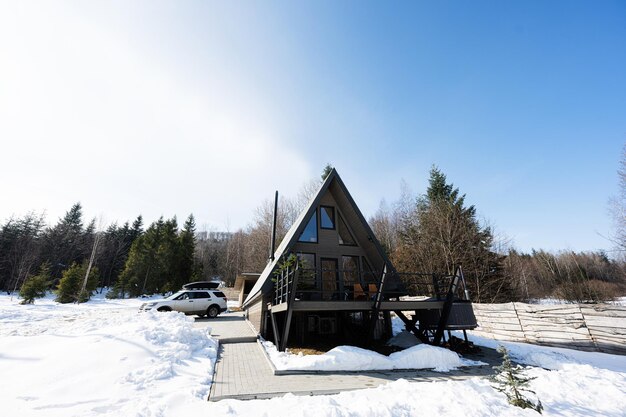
[0,1,311,229]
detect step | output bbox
[219,335,258,344]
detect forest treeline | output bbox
[2,165,625,303]
[0,192,311,301]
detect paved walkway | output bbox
[194,311,257,343]
[197,312,503,402]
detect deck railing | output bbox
[272,267,457,306]
[273,262,299,306]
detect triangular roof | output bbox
[243,168,396,307]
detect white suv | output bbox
[140,289,228,318]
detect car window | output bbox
[167,291,185,300]
[174,292,190,300]
[191,292,210,299]
[213,291,226,298]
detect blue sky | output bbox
[0,1,624,252]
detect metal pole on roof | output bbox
[270,191,278,262]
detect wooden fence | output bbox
[471,303,626,355]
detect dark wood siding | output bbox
[292,187,383,275]
[247,299,264,334]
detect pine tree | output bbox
[97,215,146,292]
[158,217,179,293]
[115,228,154,298]
[19,262,51,304]
[177,214,197,288]
[321,163,333,181]
[110,238,142,299]
[77,264,99,302]
[140,216,166,295]
[114,216,184,297]
[394,166,509,302]
[0,212,45,292]
[55,262,99,303]
[130,215,144,241]
[491,346,543,413]
[111,214,200,297]
[43,203,87,280]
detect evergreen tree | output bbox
[394,166,509,302]
[113,216,192,297]
[321,163,333,181]
[0,213,45,292]
[130,215,144,241]
[55,262,99,303]
[98,223,122,288]
[19,262,51,304]
[176,214,197,289]
[102,215,144,295]
[43,203,87,280]
[491,346,543,413]
[97,218,145,290]
[111,237,143,298]
[114,220,160,298]
[158,217,180,293]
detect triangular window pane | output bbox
[338,214,356,246]
[320,206,335,229]
[298,211,318,243]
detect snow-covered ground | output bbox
[529,296,626,306]
[2,294,625,417]
[0,293,218,417]
[459,330,626,373]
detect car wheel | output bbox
[207,305,219,318]
[157,306,172,312]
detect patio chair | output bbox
[353,284,367,300]
[368,284,378,300]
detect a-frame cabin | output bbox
[243,169,477,351]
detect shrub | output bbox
[19,263,51,304]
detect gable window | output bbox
[298,210,318,243]
[320,206,335,229]
[337,214,356,246]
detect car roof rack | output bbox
[182,281,221,290]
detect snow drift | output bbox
[262,341,482,372]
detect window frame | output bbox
[296,252,317,288]
[341,255,360,287]
[297,209,319,243]
[319,205,336,230]
[296,252,316,271]
[337,212,357,246]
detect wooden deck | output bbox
[269,299,445,312]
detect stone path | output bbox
[197,312,503,402]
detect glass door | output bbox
[321,258,339,301]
